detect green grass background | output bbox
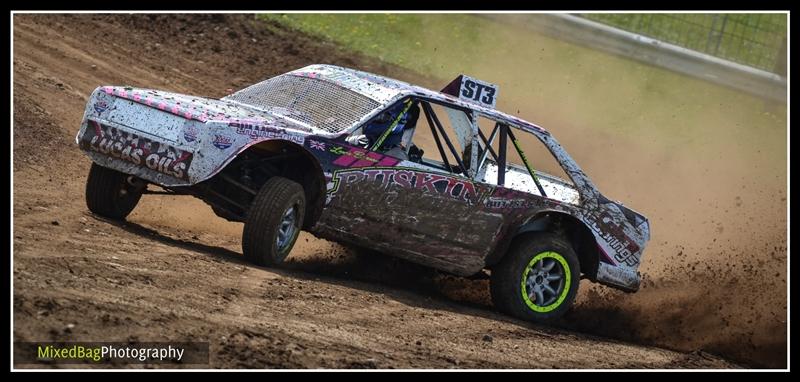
[259,13,785,147]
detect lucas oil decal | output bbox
[80,120,193,180]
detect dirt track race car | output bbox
[76,64,650,322]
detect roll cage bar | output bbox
[406,97,549,198]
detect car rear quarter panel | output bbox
[76,86,310,187]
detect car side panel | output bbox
[301,135,645,286]
[304,137,506,276]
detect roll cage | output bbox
[352,94,577,200]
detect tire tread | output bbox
[242,176,305,266]
[85,163,141,220]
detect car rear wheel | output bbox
[490,232,580,323]
[85,163,144,220]
[242,176,305,266]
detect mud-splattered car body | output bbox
[76,64,650,293]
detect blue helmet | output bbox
[363,100,418,150]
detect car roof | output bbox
[288,64,549,135]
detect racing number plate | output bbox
[457,75,499,109]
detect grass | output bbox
[260,13,482,80]
[581,13,787,72]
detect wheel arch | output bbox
[218,139,326,229]
[490,211,600,280]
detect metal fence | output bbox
[580,13,787,75]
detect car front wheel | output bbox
[490,232,580,323]
[242,176,305,266]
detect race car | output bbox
[75,64,650,322]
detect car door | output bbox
[318,97,506,275]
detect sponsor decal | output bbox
[212,134,233,150]
[80,120,193,180]
[183,124,198,143]
[329,167,484,205]
[229,122,305,145]
[484,197,529,209]
[482,189,558,210]
[93,101,109,115]
[329,145,348,155]
[586,210,641,267]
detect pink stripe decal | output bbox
[332,155,358,167]
[376,157,400,167]
[350,159,374,168]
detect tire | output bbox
[85,163,144,220]
[242,176,305,266]
[490,232,580,323]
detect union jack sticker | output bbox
[309,140,326,151]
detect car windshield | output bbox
[223,74,381,133]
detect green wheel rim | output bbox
[520,251,571,313]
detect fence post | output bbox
[713,14,728,56]
[706,14,719,52]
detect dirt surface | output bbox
[12,14,781,369]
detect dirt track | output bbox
[12,14,781,369]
